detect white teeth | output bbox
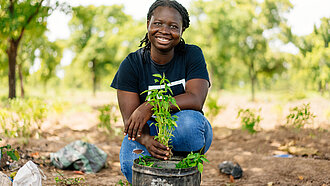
[157,37,169,42]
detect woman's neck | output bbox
[150,47,174,65]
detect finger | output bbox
[131,124,140,140]
[154,141,168,151]
[127,122,135,139]
[137,123,144,138]
[124,119,131,135]
[150,144,169,157]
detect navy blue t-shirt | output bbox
[111,44,210,104]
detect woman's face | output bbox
[147,6,184,53]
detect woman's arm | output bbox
[173,78,209,111]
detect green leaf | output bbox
[7,150,19,161]
[197,162,204,173]
[153,74,162,78]
[200,157,209,163]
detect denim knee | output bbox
[171,110,212,152]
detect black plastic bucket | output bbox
[132,157,201,186]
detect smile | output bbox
[156,36,171,43]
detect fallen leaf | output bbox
[298,175,304,180]
[73,171,84,175]
[230,175,234,183]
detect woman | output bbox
[111,0,213,183]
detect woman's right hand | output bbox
[124,102,153,140]
[141,135,170,160]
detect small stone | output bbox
[218,161,243,179]
[218,161,234,175]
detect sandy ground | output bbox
[1,92,329,185]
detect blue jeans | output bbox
[119,110,213,183]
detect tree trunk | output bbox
[248,59,256,102]
[18,63,25,98]
[92,59,97,96]
[6,39,19,99]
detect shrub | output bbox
[286,103,316,129]
[97,104,119,136]
[237,108,262,134]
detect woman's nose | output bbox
[159,24,170,34]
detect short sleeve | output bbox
[186,45,210,86]
[110,56,139,93]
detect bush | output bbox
[286,103,316,129]
[97,104,119,136]
[237,108,262,134]
[0,98,48,138]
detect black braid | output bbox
[139,0,190,62]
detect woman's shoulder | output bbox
[125,48,144,64]
[184,44,203,53]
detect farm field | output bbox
[1,91,329,185]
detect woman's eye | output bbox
[170,25,178,29]
[154,22,161,26]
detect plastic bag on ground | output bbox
[50,140,107,173]
[13,160,46,186]
[0,171,12,186]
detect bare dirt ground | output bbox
[1,92,330,185]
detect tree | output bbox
[67,5,142,95]
[0,0,65,98]
[189,0,292,101]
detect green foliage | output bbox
[136,154,161,168]
[205,93,225,123]
[175,152,209,174]
[141,74,180,148]
[0,98,48,138]
[97,104,119,136]
[237,108,262,134]
[286,103,316,129]
[0,138,20,162]
[54,170,86,186]
[116,179,131,186]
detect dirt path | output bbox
[1,93,329,185]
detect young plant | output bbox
[286,103,316,129]
[142,74,180,149]
[205,93,225,124]
[54,170,86,185]
[175,152,209,173]
[97,104,119,136]
[237,108,262,134]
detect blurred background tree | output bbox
[0,0,328,100]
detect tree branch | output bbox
[16,0,45,42]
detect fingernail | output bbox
[124,133,126,135]
[132,138,135,141]
[164,157,167,160]
[137,134,141,137]
[128,137,131,140]
[166,153,169,156]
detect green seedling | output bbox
[205,94,225,124]
[116,179,132,186]
[97,104,119,136]
[237,108,262,134]
[175,152,209,173]
[137,154,162,168]
[286,103,316,129]
[54,170,86,185]
[141,73,180,150]
[0,138,20,162]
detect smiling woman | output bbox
[110,0,213,184]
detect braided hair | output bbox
[139,0,190,62]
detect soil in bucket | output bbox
[132,156,201,186]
